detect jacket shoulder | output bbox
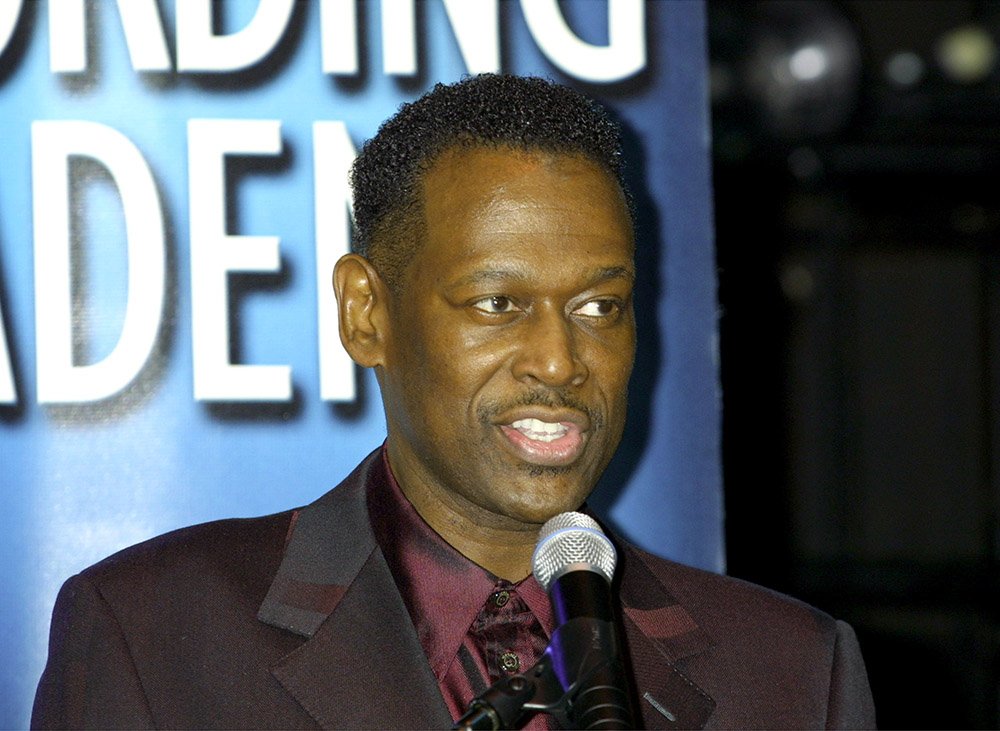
[80,510,295,599]
[621,547,875,728]
[625,545,837,637]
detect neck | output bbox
[406,482,540,581]
[386,450,541,582]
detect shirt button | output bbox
[500,652,520,673]
[494,590,511,607]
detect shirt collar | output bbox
[367,446,554,681]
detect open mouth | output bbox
[499,417,586,467]
[509,417,569,442]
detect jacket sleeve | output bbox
[32,573,155,730]
[825,620,877,729]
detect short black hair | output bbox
[350,73,626,288]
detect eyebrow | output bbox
[451,265,635,289]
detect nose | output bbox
[511,306,588,388]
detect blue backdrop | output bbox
[0,1,720,726]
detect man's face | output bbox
[378,146,635,531]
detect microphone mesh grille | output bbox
[531,512,617,590]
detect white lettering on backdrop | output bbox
[0,0,647,405]
[32,121,166,404]
[31,0,644,80]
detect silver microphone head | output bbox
[531,511,617,590]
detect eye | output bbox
[471,295,518,314]
[574,299,619,318]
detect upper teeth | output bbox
[511,418,568,443]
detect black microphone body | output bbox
[549,568,614,624]
[544,569,635,729]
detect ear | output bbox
[332,253,391,368]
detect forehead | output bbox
[417,146,633,270]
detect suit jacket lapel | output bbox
[269,547,451,729]
[616,543,717,730]
[257,452,451,729]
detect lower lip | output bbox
[498,423,586,467]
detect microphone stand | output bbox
[452,613,635,730]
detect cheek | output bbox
[391,308,455,373]
[430,324,516,383]
[392,324,510,427]
[590,331,635,385]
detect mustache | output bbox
[477,389,605,431]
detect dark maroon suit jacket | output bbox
[32,450,875,729]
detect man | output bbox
[33,75,875,729]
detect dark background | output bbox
[710,1,1000,727]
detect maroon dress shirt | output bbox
[368,450,557,729]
